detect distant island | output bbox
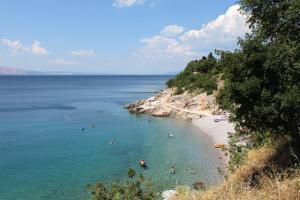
[0,66,43,75]
[0,66,74,75]
[0,66,173,76]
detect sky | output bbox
[0,0,249,74]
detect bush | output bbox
[166,52,221,95]
[87,169,157,200]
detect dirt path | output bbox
[164,103,213,117]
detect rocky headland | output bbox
[125,88,223,120]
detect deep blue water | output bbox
[0,75,223,199]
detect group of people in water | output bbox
[80,121,193,175]
[137,132,176,172]
[139,160,196,175]
[81,123,115,144]
[138,131,198,175]
[81,123,96,132]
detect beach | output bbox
[192,116,235,145]
[126,88,235,146]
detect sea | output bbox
[0,75,224,199]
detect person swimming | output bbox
[81,128,85,132]
[139,160,147,168]
[190,168,196,175]
[107,140,114,144]
[169,133,174,138]
[169,166,176,174]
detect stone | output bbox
[192,181,205,190]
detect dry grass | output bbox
[173,145,300,200]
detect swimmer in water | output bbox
[169,166,176,174]
[190,168,196,175]
[81,128,85,132]
[107,140,114,144]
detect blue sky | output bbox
[0,0,248,74]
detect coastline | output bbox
[126,87,235,199]
[192,116,235,145]
[125,88,235,147]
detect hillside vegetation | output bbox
[166,53,221,95]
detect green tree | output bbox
[87,169,156,200]
[166,52,219,95]
[127,168,136,178]
[240,0,300,42]
[216,0,300,169]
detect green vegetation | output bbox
[128,168,136,178]
[86,168,156,200]
[167,53,221,95]
[218,0,300,170]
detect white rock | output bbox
[162,190,177,200]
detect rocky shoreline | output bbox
[125,88,223,120]
[125,87,235,147]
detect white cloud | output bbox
[2,39,27,54]
[138,36,197,60]
[70,49,95,57]
[160,25,184,37]
[1,39,49,55]
[31,41,49,55]
[136,5,249,62]
[113,0,145,7]
[50,59,78,65]
[180,5,249,51]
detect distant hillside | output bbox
[0,66,43,75]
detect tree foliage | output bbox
[87,169,156,200]
[167,53,220,95]
[216,0,300,169]
[219,0,300,139]
[240,0,300,42]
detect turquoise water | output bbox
[0,75,223,199]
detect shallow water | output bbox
[0,75,223,199]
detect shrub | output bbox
[87,169,157,200]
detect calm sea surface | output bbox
[0,75,223,199]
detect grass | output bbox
[173,145,300,200]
